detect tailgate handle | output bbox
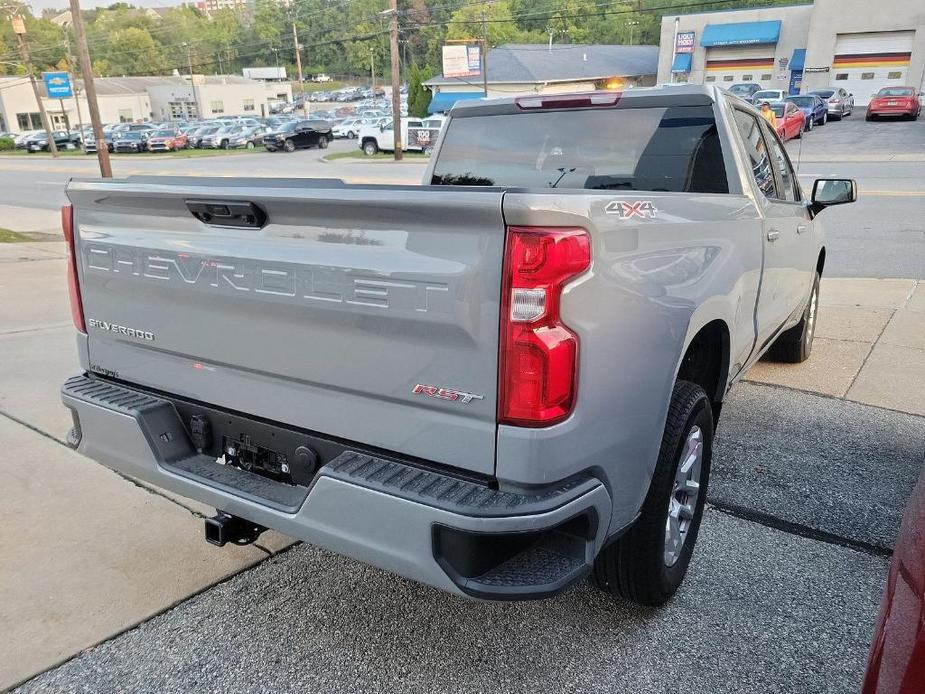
[186,200,267,229]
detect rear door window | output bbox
[431,105,728,193]
[732,110,777,199]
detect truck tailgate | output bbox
[66,178,505,475]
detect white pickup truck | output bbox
[358,116,446,156]
[60,86,855,605]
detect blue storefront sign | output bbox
[43,72,73,99]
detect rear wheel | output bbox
[245,141,255,149]
[767,272,820,363]
[319,135,329,149]
[592,381,713,606]
[805,118,814,132]
[820,112,827,126]
[283,139,296,153]
[347,131,357,139]
[363,140,379,156]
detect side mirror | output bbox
[811,179,857,215]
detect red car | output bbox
[863,462,925,694]
[771,101,806,142]
[145,128,189,152]
[867,87,921,121]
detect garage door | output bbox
[832,31,915,106]
[704,46,775,88]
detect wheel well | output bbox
[816,247,826,276]
[677,320,730,421]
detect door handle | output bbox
[796,224,807,234]
[767,230,781,242]
[186,200,267,228]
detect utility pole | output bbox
[183,42,200,119]
[386,0,401,160]
[11,15,59,157]
[369,47,375,90]
[68,0,110,176]
[480,4,488,97]
[63,26,86,152]
[290,12,303,89]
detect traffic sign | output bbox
[43,72,73,99]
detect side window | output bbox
[733,109,777,199]
[759,120,799,202]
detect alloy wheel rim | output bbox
[664,425,703,567]
[805,283,818,347]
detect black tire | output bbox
[805,118,813,133]
[592,381,713,606]
[283,139,296,153]
[363,140,379,156]
[319,135,329,149]
[767,271,820,363]
[866,113,875,122]
[347,131,357,139]
[245,141,255,150]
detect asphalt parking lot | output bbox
[2,114,924,693]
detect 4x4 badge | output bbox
[605,200,657,219]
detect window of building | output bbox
[16,112,42,130]
[761,74,772,81]
[861,73,875,80]
[118,109,134,123]
[723,75,734,82]
[742,74,753,81]
[835,73,848,81]
[210,100,224,114]
[887,71,903,79]
[705,75,716,83]
[675,74,689,84]
[242,98,255,112]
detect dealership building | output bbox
[0,75,291,134]
[657,0,925,105]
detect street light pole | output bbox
[66,0,111,176]
[11,15,59,157]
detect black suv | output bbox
[264,120,333,152]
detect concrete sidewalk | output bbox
[747,278,924,416]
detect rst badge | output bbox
[605,200,657,219]
[412,384,484,404]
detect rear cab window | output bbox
[431,104,729,194]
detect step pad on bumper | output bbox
[326,451,597,518]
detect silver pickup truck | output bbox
[60,86,855,605]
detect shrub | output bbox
[0,137,14,151]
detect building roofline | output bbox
[661,2,812,20]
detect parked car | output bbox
[808,87,854,120]
[332,118,366,139]
[866,86,921,121]
[112,130,149,153]
[60,85,856,607]
[863,462,925,693]
[263,119,332,152]
[25,130,78,152]
[770,101,806,141]
[14,130,42,150]
[146,128,189,152]
[785,95,828,130]
[225,125,266,149]
[752,89,786,104]
[199,126,243,149]
[189,125,221,148]
[727,83,763,102]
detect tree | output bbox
[103,28,168,75]
[446,0,541,47]
[407,63,432,117]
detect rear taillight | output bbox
[828,97,839,104]
[61,204,85,333]
[499,226,591,426]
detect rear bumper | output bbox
[867,107,915,116]
[62,375,612,600]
